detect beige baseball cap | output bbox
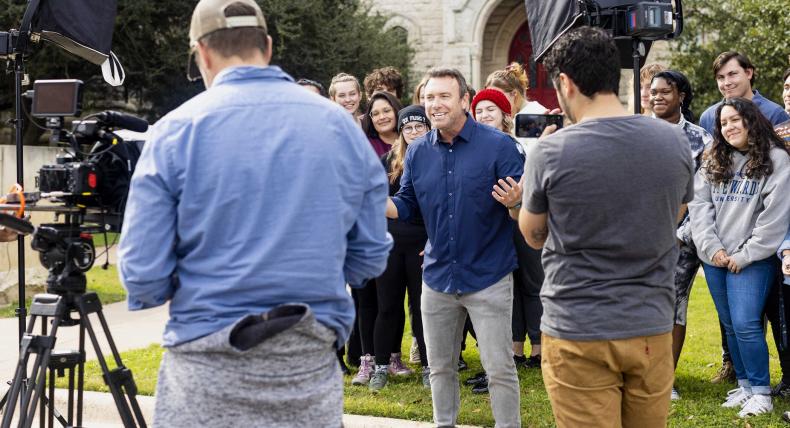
[187,0,267,81]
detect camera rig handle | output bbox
[0,213,74,249]
[0,212,34,235]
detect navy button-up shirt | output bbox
[392,114,523,294]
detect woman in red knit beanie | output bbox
[471,88,513,133]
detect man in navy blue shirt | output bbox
[698,52,789,134]
[386,68,523,427]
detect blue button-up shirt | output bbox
[118,66,392,347]
[392,115,523,294]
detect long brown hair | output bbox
[705,97,789,185]
[361,91,403,139]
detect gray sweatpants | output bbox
[152,304,342,427]
[422,274,521,428]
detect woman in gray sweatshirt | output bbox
[689,97,790,418]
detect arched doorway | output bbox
[508,21,558,110]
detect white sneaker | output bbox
[722,387,751,408]
[670,387,680,400]
[409,338,420,364]
[738,394,772,418]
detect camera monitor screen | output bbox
[32,79,83,117]
[515,114,563,138]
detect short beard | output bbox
[557,91,575,124]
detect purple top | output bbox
[368,136,392,157]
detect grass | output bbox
[91,232,120,248]
[0,264,126,318]
[52,276,790,427]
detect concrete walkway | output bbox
[4,389,476,427]
[0,300,169,382]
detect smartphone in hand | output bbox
[515,114,563,138]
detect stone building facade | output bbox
[369,0,669,108]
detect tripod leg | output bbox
[2,294,70,428]
[1,321,60,428]
[76,323,84,428]
[41,317,48,428]
[76,293,146,428]
[24,319,61,428]
[1,311,41,428]
[94,309,147,427]
[46,369,52,428]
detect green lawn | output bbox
[92,232,120,248]
[0,264,126,318]
[55,276,790,427]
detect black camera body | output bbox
[37,156,98,196]
[31,79,147,231]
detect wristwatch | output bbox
[508,202,522,210]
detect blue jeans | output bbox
[704,258,778,394]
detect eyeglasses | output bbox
[402,123,427,134]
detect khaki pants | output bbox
[541,332,673,428]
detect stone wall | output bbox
[368,0,674,105]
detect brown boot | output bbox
[711,360,736,384]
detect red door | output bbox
[508,21,559,110]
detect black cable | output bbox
[19,95,50,132]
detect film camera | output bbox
[0,79,147,294]
[28,79,147,232]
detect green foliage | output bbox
[0,0,412,128]
[260,0,413,90]
[668,0,790,112]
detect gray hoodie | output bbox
[689,146,790,268]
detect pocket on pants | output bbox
[171,303,330,356]
[230,304,308,351]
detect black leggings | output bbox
[374,238,427,367]
[354,280,378,356]
[512,231,544,345]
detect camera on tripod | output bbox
[26,79,147,232]
[0,79,148,296]
[0,83,149,426]
[1,3,146,427]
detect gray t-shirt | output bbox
[522,115,694,341]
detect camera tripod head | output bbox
[0,213,95,295]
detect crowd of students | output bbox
[297,48,790,419]
[120,2,788,425]
[299,63,548,395]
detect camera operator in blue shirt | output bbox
[118,1,392,426]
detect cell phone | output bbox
[515,113,563,138]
